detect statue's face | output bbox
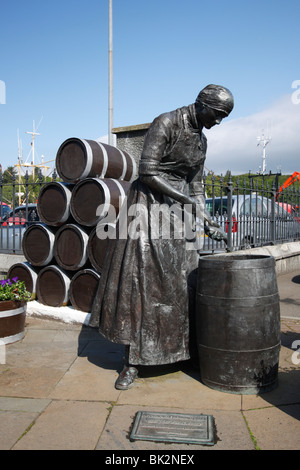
[195,103,227,129]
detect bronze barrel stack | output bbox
[8,138,135,312]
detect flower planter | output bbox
[0,300,27,344]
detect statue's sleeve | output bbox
[139,114,172,176]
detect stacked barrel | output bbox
[8,138,136,313]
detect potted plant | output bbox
[0,276,31,344]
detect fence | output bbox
[202,173,300,253]
[0,170,299,255]
[0,170,52,254]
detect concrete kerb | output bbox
[0,241,299,325]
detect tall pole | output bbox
[26,120,40,180]
[108,0,113,145]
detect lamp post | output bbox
[108,0,113,145]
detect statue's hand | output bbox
[206,218,221,228]
[204,222,228,243]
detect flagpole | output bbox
[108,0,113,145]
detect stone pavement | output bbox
[0,271,299,451]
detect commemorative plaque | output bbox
[130,411,215,446]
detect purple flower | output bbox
[12,277,18,283]
[0,279,7,286]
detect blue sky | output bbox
[0,0,299,175]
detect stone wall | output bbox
[112,123,150,167]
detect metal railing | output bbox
[201,173,300,253]
[0,170,299,255]
[0,170,58,254]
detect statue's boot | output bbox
[115,345,138,390]
[115,364,138,390]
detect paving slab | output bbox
[0,410,38,450]
[96,404,254,451]
[25,316,80,331]
[242,343,300,410]
[117,366,242,411]
[0,366,65,398]
[3,320,80,372]
[50,332,124,401]
[4,337,78,371]
[12,400,110,450]
[243,405,300,450]
[278,272,300,319]
[0,397,51,449]
[50,355,121,402]
[281,318,300,333]
[0,397,51,413]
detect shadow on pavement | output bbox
[77,324,125,372]
[292,275,300,284]
[76,324,201,380]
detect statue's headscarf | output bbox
[196,84,234,116]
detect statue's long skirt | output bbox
[89,177,199,365]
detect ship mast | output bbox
[14,119,54,204]
[257,130,271,175]
[14,129,24,205]
[25,120,40,179]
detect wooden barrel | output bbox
[22,224,56,266]
[87,225,115,272]
[69,269,100,313]
[0,300,27,344]
[36,265,72,307]
[70,178,130,227]
[37,182,74,226]
[56,138,137,183]
[7,262,40,300]
[196,254,280,394]
[54,224,90,271]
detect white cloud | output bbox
[205,95,300,175]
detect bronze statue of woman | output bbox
[89,84,234,389]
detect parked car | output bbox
[0,204,40,252]
[1,204,40,226]
[0,203,12,220]
[205,195,299,249]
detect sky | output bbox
[0,0,299,176]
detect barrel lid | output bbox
[54,224,89,270]
[199,254,275,270]
[22,224,55,266]
[37,265,71,307]
[56,138,88,182]
[7,262,38,295]
[37,182,73,225]
[69,268,100,312]
[70,178,109,226]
